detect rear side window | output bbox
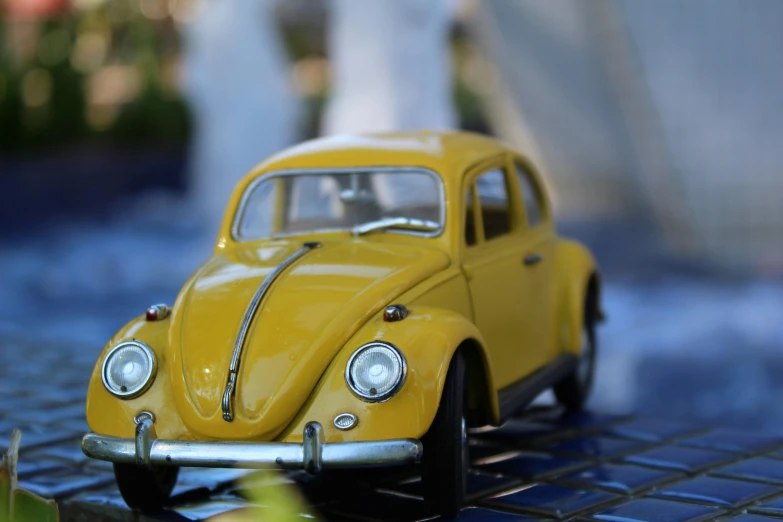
[515,163,544,227]
[476,168,511,241]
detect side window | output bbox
[464,185,477,246]
[515,163,544,227]
[476,168,511,241]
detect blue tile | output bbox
[605,419,703,443]
[390,471,519,501]
[767,450,783,460]
[320,491,428,521]
[711,457,783,485]
[484,483,619,518]
[30,443,91,466]
[15,460,64,479]
[728,515,782,522]
[555,463,683,495]
[584,498,722,522]
[624,445,735,473]
[470,442,517,464]
[679,430,783,455]
[749,495,783,516]
[447,506,540,521]
[479,420,556,444]
[19,468,115,499]
[168,499,264,521]
[532,410,628,430]
[649,476,781,508]
[466,471,521,501]
[546,436,645,459]
[478,451,588,480]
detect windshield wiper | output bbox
[352,217,439,237]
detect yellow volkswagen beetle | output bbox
[82,131,602,518]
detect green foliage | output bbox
[8,490,58,522]
[0,466,10,522]
[1,430,58,522]
[0,4,191,156]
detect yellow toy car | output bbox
[81,131,601,518]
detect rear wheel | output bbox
[554,305,597,411]
[114,463,179,511]
[421,350,468,520]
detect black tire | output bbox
[554,305,597,412]
[114,463,179,511]
[421,350,468,520]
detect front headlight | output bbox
[345,341,406,402]
[101,340,157,399]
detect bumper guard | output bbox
[81,416,422,474]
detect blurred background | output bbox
[1,0,782,430]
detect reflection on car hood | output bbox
[167,239,449,439]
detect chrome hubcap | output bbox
[460,416,468,488]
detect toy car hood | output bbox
[167,238,449,439]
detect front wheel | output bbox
[554,310,597,412]
[421,350,468,520]
[114,463,179,511]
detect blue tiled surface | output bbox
[604,418,704,443]
[1,342,783,522]
[584,498,723,522]
[678,430,783,455]
[623,445,736,473]
[448,506,541,521]
[476,450,588,479]
[545,436,646,460]
[767,449,783,460]
[554,463,682,495]
[649,476,781,508]
[4,404,783,520]
[728,515,782,522]
[712,457,783,485]
[476,419,557,444]
[389,470,520,502]
[484,483,619,517]
[323,492,431,521]
[749,495,783,516]
[531,410,629,430]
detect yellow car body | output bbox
[83,131,600,466]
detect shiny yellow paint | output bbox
[85,131,599,445]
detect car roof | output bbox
[247,130,510,183]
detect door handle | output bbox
[523,253,543,266]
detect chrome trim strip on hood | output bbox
[221,241,321,422]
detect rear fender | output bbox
[279,306,498,443]
[554,239,601,357]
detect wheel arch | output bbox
[457,337,499,427]
[279,306,501,440]
[554,239,603,356]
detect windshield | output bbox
[233,168,444,240]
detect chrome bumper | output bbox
[81,418,422,474]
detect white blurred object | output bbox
[181,0,299,236]
[472,0,783,273]
[471,0,644,220]
[620,0,783,273]
[322,0,456,134]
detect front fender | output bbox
[554,239,600,357]
[84,316,190,440]
[278,306,498,443]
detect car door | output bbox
[509,156,557,365]
[462,161,538,389]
